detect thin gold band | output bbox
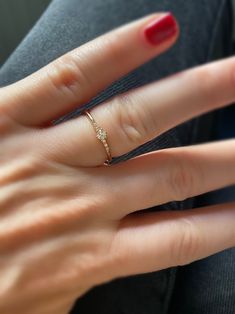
[84,110,112,165]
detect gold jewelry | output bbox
[84,110,112,165]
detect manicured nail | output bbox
[42,120,54,127]
[144,13,178,45]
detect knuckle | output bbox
[46,53,90,100]
[98,33,126,66]
[190,67,215,107]
[171,215,201,266]
[112,93,154,146]
[167,152,197,201]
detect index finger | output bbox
[0,13,178,126]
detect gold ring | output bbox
[84,110,112,165]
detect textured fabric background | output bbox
[0,0,51,65]
[1,0,235,66]
[0,1,234,313]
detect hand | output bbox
[0,12,235,314]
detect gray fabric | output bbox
[0,0,51,65]
[0,0,234,313]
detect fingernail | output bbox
[144,13,178,45]
[42,120,54,127]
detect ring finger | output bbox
[44,56,235,166]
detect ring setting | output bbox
[96,127,107,142]
[84,110,112,165]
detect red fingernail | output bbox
[144,13,178,45]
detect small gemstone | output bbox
[96,127,107,141]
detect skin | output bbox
[0,12,235,314]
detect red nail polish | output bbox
[144,13,178,45]
[42,120,54,128]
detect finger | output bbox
[95,140,235,218]
[110,203,235,279]
[45,56,235,167]
[0,13,178,126]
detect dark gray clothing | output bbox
[0,0,234,313]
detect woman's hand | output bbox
[0,12,235,314]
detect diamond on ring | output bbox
[96,127,107,142]
[84,110,112,165]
